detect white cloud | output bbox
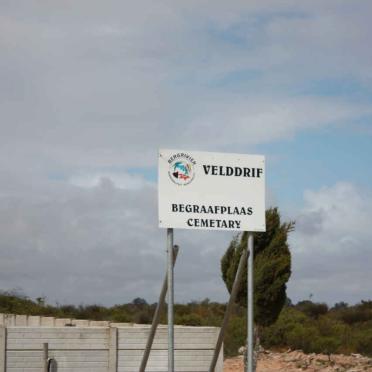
[0,1,371,173]
[3,173,371,306]
[0,174,233,305]
[288,183,372,304]
[69,172,151,190]
[0,0,371,306]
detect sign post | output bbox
[158,149,266,372]
[247,233,254,372]
[167,228,174,372]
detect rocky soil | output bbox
[224,350,372,371]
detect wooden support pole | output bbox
[140,245,179,372]
[209,246,249,372]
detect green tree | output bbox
[221,207,294,326]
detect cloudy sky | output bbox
[1,0,371,306]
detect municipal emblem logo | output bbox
[168,153,196,185]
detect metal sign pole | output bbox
[167,228,174,372]
[247,233,254,372]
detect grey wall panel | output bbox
[4,325,223,372]
[118,327,218,350]
[118,349,217,372]
[7,328,109,350]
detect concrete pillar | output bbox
[0,327,6,372]
[108,327,118,372]
[43,343,48,372]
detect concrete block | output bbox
[118,349,221,372]
[118,326,219,350]
[47,350,109,370]
[54,318,72,327]
[28,316,41,326]
[90,321,110,327]
[109,322,133,328]
[6,327,109,350]
[72,319,90,327]
[4,314,15,327]
[15,315,28,326]
[40,317,55,327]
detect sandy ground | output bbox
[224,351,372,371]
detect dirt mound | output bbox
[224,350,372,371]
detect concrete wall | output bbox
[117,326,222,371]
[0,317,223,372]
[0,314,110,328]
[6,327,109,372]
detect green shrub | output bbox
[176,313,203,326]
[339,308,372,325]
[286,324,319,353]
[261,307,309,348]
[311,336,341,354]
[355,330,372,356]
[296,301,328,320]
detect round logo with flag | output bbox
[168,154,195,185]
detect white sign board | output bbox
[158,149,266,232]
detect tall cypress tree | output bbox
[221,207,294,326]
